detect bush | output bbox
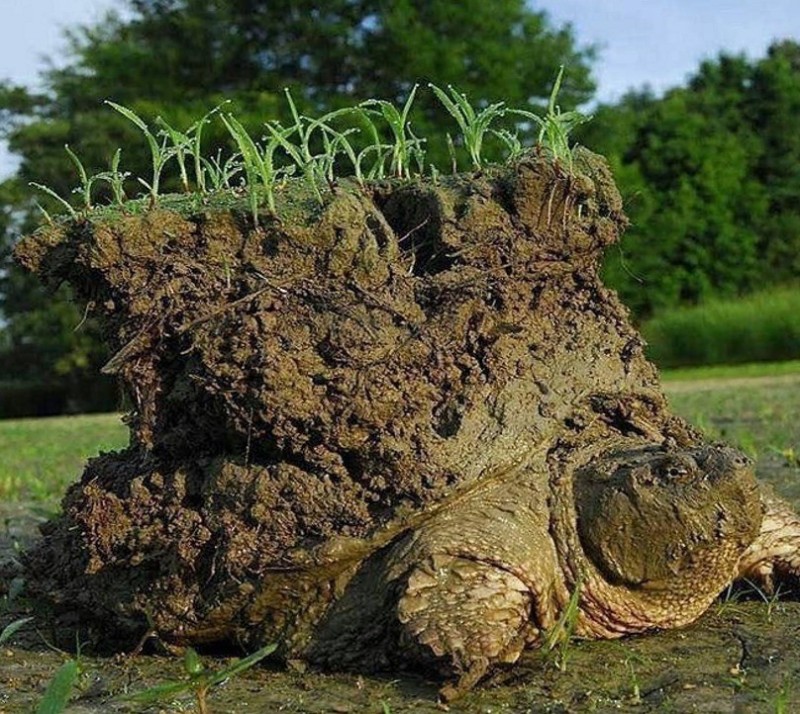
[0,378,120,419]
[642,286,800,368]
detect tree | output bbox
[0,0,596,413]
[582,44,800,318]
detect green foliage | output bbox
[30,77,588,224]
[360,85,423,178]
[584,42,800,318]
[509,65,592,170]
[429,84,506,169]
[643,286,800,368]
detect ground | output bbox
[1,370,799,713]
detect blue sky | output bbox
[1,0,799,176]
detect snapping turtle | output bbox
[16,149,800,700]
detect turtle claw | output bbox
[438,658,490,704]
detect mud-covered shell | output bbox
[18,149,684,644]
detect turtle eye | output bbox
[657,457,696,482]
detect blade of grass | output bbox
[29,183,77,219]
[64,144,93,209]
[35,659,79,714]
[0,616,34,645]
[106,101,171,204]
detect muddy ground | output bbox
[2,375,800,713]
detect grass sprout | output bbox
[36,658,81,714]
[106,101,173,205]
[543,574,583,672]
[64,144,96,210]
[94,148,129,206]
[221,113,286,220]
[0,616,33,645]
[429,84,506,169]
[29,182,77,219]
[360,84,423,179]
[492,128,525,161]
[509,65,592,170]
[36,69,589,220]
[202,148,242,192]
[124,643,277,714]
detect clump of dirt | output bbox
[16,148,671,652]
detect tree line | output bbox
[0,0,798,414]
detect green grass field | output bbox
[0,363,798,503]
[0,413,128,502]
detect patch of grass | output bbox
[32,69,589,221]
[124,643,277,713]
[665,377,800,460]
[662,360,800,382]
[0,413,128,502]
[643,286,800,369]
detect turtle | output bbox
[15,148,800,702]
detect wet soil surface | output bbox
[3,375,800,713]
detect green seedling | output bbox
[0,616,33,644]
[509,65,592,170]
[106,101,173,205]
[543,574,583,672]
[125,642,277,714]
[622,649,647,704]
[265,88,361,201]
[157,102,229,193]
[430,84,506,169]
[221,113,285,220]
[94,148,129,206]
[349,108,393,182]
[360,84,423,179]
[492,128,525,161]
[35,69,590,218]
[445,132,458,173]
[36,659,81,714]
[64,144,97,210]
[202,149,242,192]
[29,182,77,219]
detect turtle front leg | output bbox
[396,554,536,702]
[736,489,800,595]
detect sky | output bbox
[1,0,799,176]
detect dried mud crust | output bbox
[16,149,679,649]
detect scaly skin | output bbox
[270,438,792,702]
[737,489,800,594]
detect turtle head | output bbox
[575,444,762,593]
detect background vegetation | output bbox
[0,0,798,416]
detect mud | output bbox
[14,148,678,649]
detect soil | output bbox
[14,148,680,655]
